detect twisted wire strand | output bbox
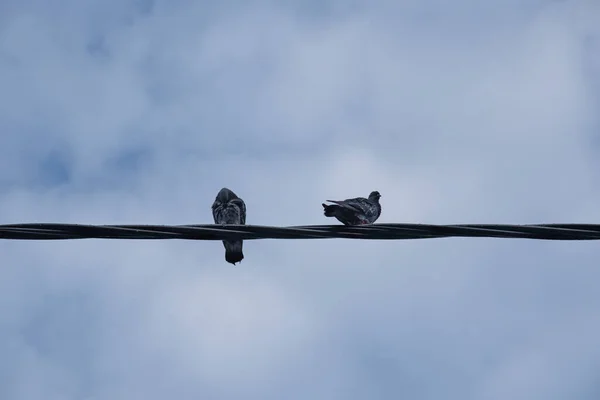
[1,223,600,241]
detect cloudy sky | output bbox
[1,0,600,399]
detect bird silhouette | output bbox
[322,191,382,225]
[212,187,246,265]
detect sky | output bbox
[1,0,600,399]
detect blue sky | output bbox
[1,0,600,399]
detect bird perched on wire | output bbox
[212,187,247,265]
[322,191,382,226]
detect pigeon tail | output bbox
[223,240,244,265]
[322,203,337,217]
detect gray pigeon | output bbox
[322,191,382,225]
[212,187,247,265]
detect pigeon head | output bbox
[368,191,381,202]
[216,187,239,203]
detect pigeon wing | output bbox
[342,198,372,214]
[325,199,365,213]
[230,198,246,225]
[211,200,222,223]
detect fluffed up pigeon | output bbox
[322,191,382,226]
[212,187,247,265]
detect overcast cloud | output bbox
[1,0,600,399]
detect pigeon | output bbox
[212,187,247,265]
[322,191,382,226]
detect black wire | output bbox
[1,223,600,241]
